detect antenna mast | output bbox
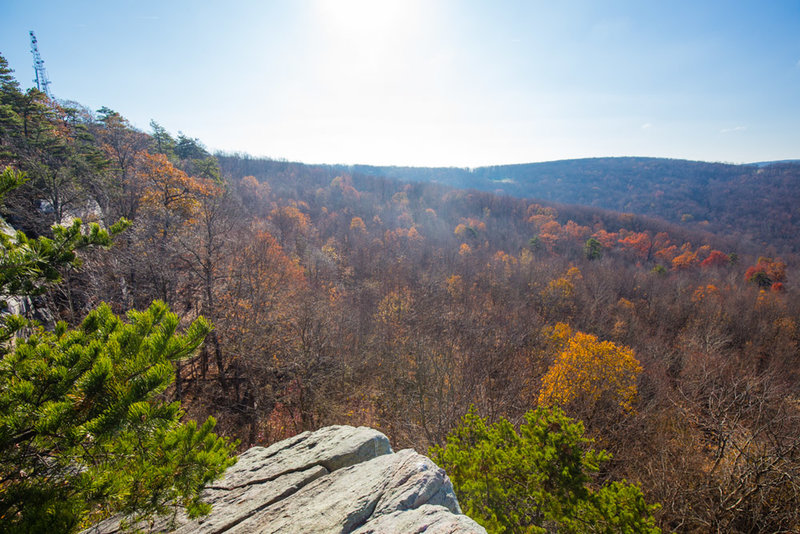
[29,31,52,98]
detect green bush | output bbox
[431,406,660,533]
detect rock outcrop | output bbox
[83,425,485,533]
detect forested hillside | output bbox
[1,55,799,532]
[344,157,800,253]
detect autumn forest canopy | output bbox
[1,53,800,532]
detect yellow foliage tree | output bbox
[540,267,583,318]
[539,325,642,414]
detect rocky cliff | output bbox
[83,425,486,533]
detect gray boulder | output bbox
[82,425,485,534]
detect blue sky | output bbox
[2,0,799,167]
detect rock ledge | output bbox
[83,425,485,533]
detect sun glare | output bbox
[316,0,415,37]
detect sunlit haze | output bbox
[2,0,799,166]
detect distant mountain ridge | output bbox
[333,156,800,253]
[751,159,800,167]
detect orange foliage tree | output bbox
[671,249,699,271]
[618,231,652,260]
[745,257,786,289]
[140,151,214,229]
[591,229,618,248]
[701,250,730,268]
[349,216,366,233]
[124,151,220,309]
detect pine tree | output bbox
[431,406,660,533]
[0,167,236,532]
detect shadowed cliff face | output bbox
[82,425,486,534]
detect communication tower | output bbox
[29,31,52,98]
